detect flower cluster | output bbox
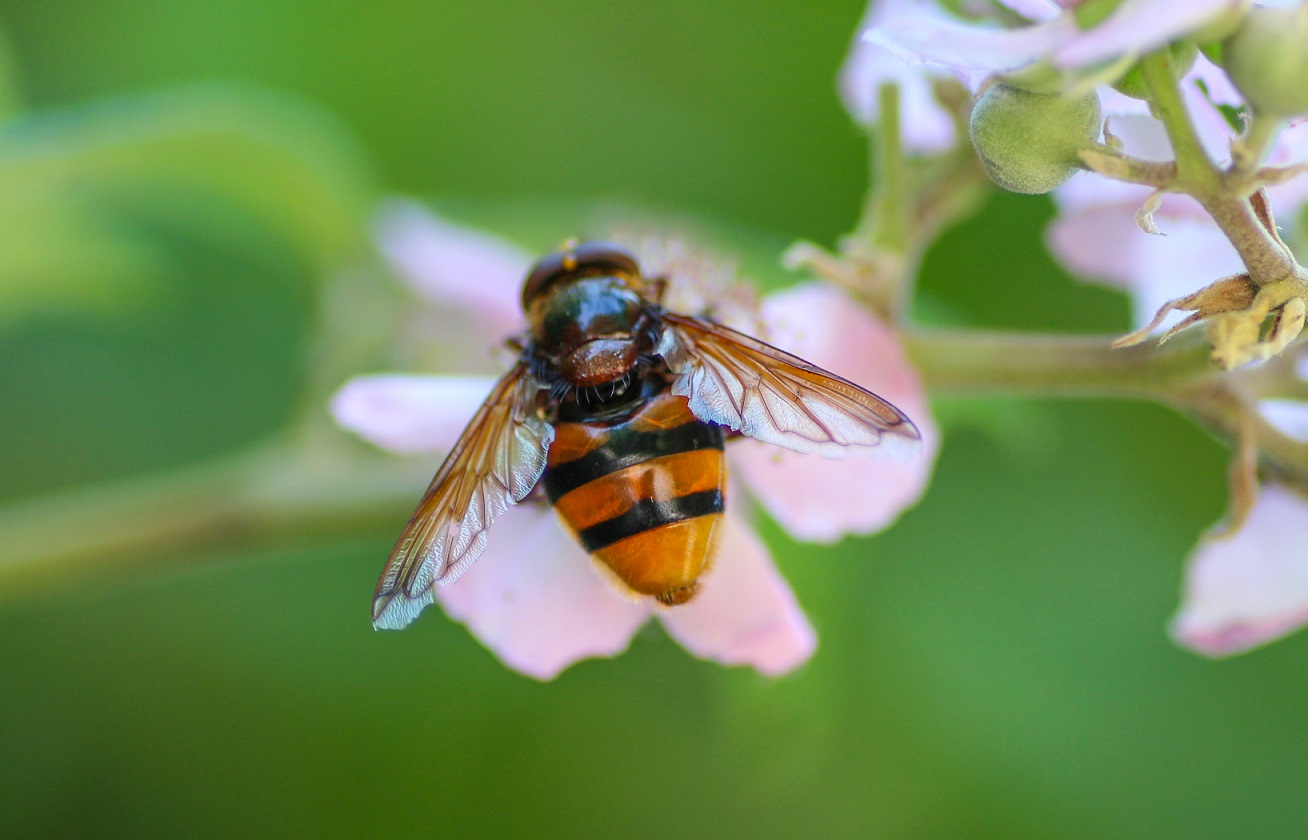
[329,1,1308,678]
[844,0,1308,655]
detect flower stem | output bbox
[902,327,1213,398]
[0,439,427,599]
[1234,114,1282,174]
[0,327,1301,596]
[1138,49,1219,192]
[869,82,908,256]
[1138,48,1296,286]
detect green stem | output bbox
[1235,114,1282,174]
[1138,50,1219,192]
[0,327,1303,598]
[0,438,428,599]
[902,327,1213,398]
[869,82,908,255]
[1138,49,1296,286]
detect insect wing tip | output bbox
[875,426,924,462]
[372,589,434,630]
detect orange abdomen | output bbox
[544,393,726,605]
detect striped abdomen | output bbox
[543,392,726,605]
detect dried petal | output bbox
[1134,189,1165,236]
[1112,272,1256,348]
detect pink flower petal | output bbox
[1044,56,1299,328]
[1267,119,1308,214]
[840,39,961,153]
[658,510,817,676]
[1046,196,1245,327]
[863,7,1074,82]
[841,0,962,152]
[374,199,529,338]
[1257,400,1308,443]
[1066,59,1238,177]
[731,283,939,543]
[996,0,1063,22]
[1053,0,1242,69]
[1172,484,1308,656]
[330,374,495,454]
[436,504,651,680]
[1180,57,1248,164]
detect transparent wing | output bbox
[372,360,554,630]
[658,312,920,458]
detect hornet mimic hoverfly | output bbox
[372,241,921,629]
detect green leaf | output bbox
[0,85,378,326]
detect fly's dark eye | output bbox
[521,241,641,308]
[572,242,640,276]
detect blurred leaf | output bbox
[930,396,1060,460]
[0,22,23,122]
[0,85,377,326]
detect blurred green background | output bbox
[0,1,1303,838]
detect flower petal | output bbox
[1258,399,1308,443]
[330,373,495,454]
[1046,195,1245,327]
[730,283,939,543]
[374,199,529,338]
[996,0,1063,22]
[1054,0,1242,69]
[1172,484,1308,656]
[658,510,816,676]
[840,41,961,153]
[1267,118,1308,215]
[436,504,651,680]
[863,6,1074,83]
[841,0,962,152]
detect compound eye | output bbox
[571,241,639,277]
[520,241,641,308]
[521,253,567,309]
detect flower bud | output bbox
[1188,0,1254,45]
[968,84,1101,194]
[1223,4,1308,118]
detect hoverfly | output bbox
[372,241,921,629]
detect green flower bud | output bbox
[1189,0,1254,45]
[1224,4,1308,118]
[969,84,1102,195]
[1072,0,1125,31]
[1112,41,1199,101]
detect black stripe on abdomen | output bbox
[575,489,725,553]
[543,420,723,503]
